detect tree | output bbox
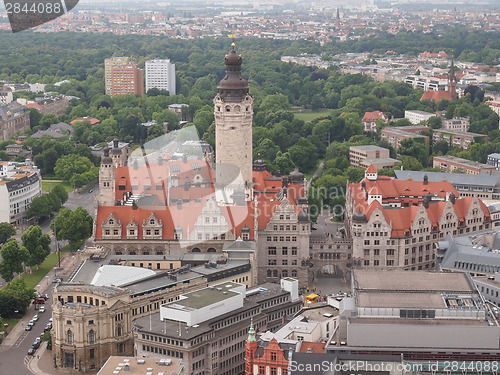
[29,108,42,128]
[259,94,291,113]
[398,138,429,167]
[289,137,318,172]
[0,223,16,244]
[52,184,68,205]
[427,116,442,129]
[0,279,36,318]
[54,154,94,181]
[52,207,93,251]
[0,151,9,161]
[21,225,51,270]
[0,239,29,282]
[27,194,51,218]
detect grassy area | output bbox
[17,244,71,290]
[292,108,332,122]
[3,317,20,336]
[41,180,73,193]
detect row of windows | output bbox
[267,269,298,278]
[141,334,184,346]
[142,344,183,358]
[267,247,298,256]
[266,236,297,242]
[272,224,297,231]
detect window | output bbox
[90,349,95,360]
[67,330,73,343]
[89,330,95,343]
[268,247,276,255]
[271,352,277,361]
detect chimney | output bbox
[449,192,456,204]
[158,156,163,166]
[423,196,430,209]
[113,138,119,149]
[182,154,187,164]
[361,180,366,190]
[423,174,428,185]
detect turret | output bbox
[245,318,258,375]
[98,147,116,206]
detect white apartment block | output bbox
[145,59,176,95]
[0,161,41,225]
[404,110,435,125]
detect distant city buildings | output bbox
[145,59,176,95]
[381,126,429,150]
[19,95,69,117]
[442,117,470,132]
[0,160,41,225]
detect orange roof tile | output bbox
[420,91,453,102]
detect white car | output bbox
[33,315,39,322]
[39,306,45,313]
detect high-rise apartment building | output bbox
[110,63,144,97]
[104,57,130,95]
[145,59,176,95]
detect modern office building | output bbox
[145,59,176,95]
[404,110,435,125]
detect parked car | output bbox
[28,320,34,326]
[32,314,39,322]
[39,306,45,313]
[37,297,45,304]
[32,341,40,349]
[27,348,35,355]
[52,277,62,283]
[48,318,52,323]
[40,294,49,301]
[25,325,32,331]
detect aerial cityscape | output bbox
[0,0,500,374]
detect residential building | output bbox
[23,95,69,117]
[110,63,144,97]
[404,110,435,124]
[361,110,388,132]
[133,280,302,375]
[419,61,458,102]
[433,155,498,175]
[70,117,100,125]
[97,357,184,375]
[404,75,448,92]
[31,122,73,139]
[145,59,176,95]
[105,57,131,95]
[437,231,500,277]
[327,270,500,360]
[4,143,31,161]
[168,104,189,121]
[0,102,30,141]
[0,87,13,104]
[395,170,500,200]
[432,128,487,150]
[345,166,491,270]
[0,160,41,225]
[349,145,398,170]
[442,117,470,132]
[381,126,429,150]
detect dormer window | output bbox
[109,219,114,225]
[150,219,155,225]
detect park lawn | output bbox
[3,318,20,336]
[42,180,73,193]
[18,244,71,290]
[293,109,332,122]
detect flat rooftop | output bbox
[353,270,475,293]
[165,282,241,311]
[349,317,490,326]
[97,356,183,375]
[357,292,447,309]
[350,145,388,151]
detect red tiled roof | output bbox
[366,165,377,173]
[298,342,325,353]
[420,91,453,102]
[70,117,100,125]
[362,111,387,123]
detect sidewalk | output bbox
[0,253,80,351]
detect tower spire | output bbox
[247,317,256,342]
[448,58,457,101]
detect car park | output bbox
[27,348,35,355]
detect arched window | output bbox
[282,270,288,277]
[192,248,201,253]
[67,330,73,343]
[267,270,272,278]
[207,248,216,253]
[291,270,297,277]
[273,270,278,278]
[89,330,95,343]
